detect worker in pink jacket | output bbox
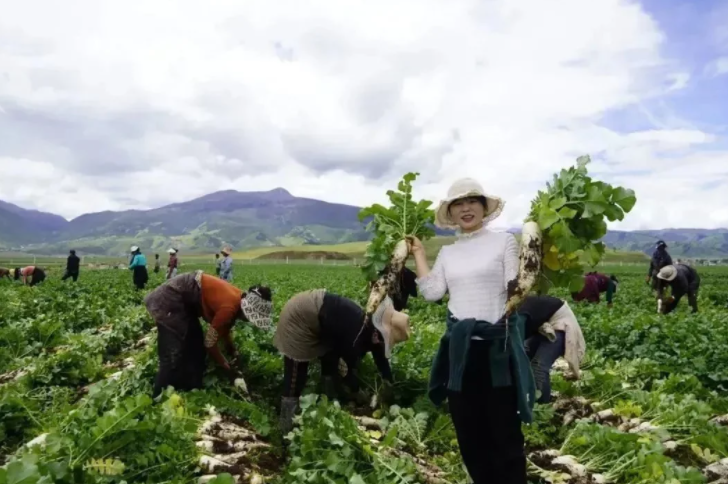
[13,266,46,286]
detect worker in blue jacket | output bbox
[129,246,149,290]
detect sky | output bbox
[0,0,727,230]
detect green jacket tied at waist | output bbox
[428,311,536,424]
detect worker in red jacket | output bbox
[571,272,619,307]
[144,270,273,397]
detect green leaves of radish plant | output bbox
[527,155,636,293]
[358,173,436,282]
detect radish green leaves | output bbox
[358,173,436,282]
[527,155,637,293]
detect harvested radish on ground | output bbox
[358,172,436,324]
[196,407,277,483]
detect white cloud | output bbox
[0,0,725,230]
[705,57,728,77]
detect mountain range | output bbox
[1,189,727,258]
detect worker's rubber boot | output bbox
[279,396,299,436]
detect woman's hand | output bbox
[407,236,425,256]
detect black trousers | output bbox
[62,270,79,282]
[281,354,340,398]
[447,340,526,484]
[153,320,206,398]
[29,269,46,286]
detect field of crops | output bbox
[2,264,728,484]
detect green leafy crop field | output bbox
[1,264,728,483]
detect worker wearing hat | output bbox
[656,264,700,314]
[219,246,234,282]
[647,240,673,290]
[166,248,179,280]
[129,246,149,290]
[273,291,410,434]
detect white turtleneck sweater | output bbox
[416,227,519,326]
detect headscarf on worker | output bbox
[144,270,273,397]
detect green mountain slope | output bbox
[0,190,726,258]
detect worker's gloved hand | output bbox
[645,275,651,285]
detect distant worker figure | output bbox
[144,270,273,397]
[62,249,80,282]
[520,295,585,404]
[219,247,234,282]
[215,253,222,276]
[154,254,161,274]
[571,272,619,307]
[0,267,11,280]
[129,246,149,290]
[646,240,672,289]
[14,266,46,286]
[656,264,700,314]
[167,248,179,280]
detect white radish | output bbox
[364,239,411,320]
[505,221,543,316]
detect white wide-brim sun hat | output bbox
[434,178,505,230]
[657,265,678,282]
[372,297,411,358]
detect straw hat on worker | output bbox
[434,178,505,230]
[372,296,411,358]
[656,265,678,281]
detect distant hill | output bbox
[0,190,726,258]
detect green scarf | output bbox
[428,311,536,424]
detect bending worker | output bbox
[571,272,619,307]
[144,270,273,397]
[13,266,46,286]
[656,264,700,314]
[273,291,410,434]
[519,295,585,404]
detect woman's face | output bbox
[448,197,485,232]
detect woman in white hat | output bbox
[410,178,529,484]
[656,264,700,314]
[166,248,179,280]
[273,290,410,434]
